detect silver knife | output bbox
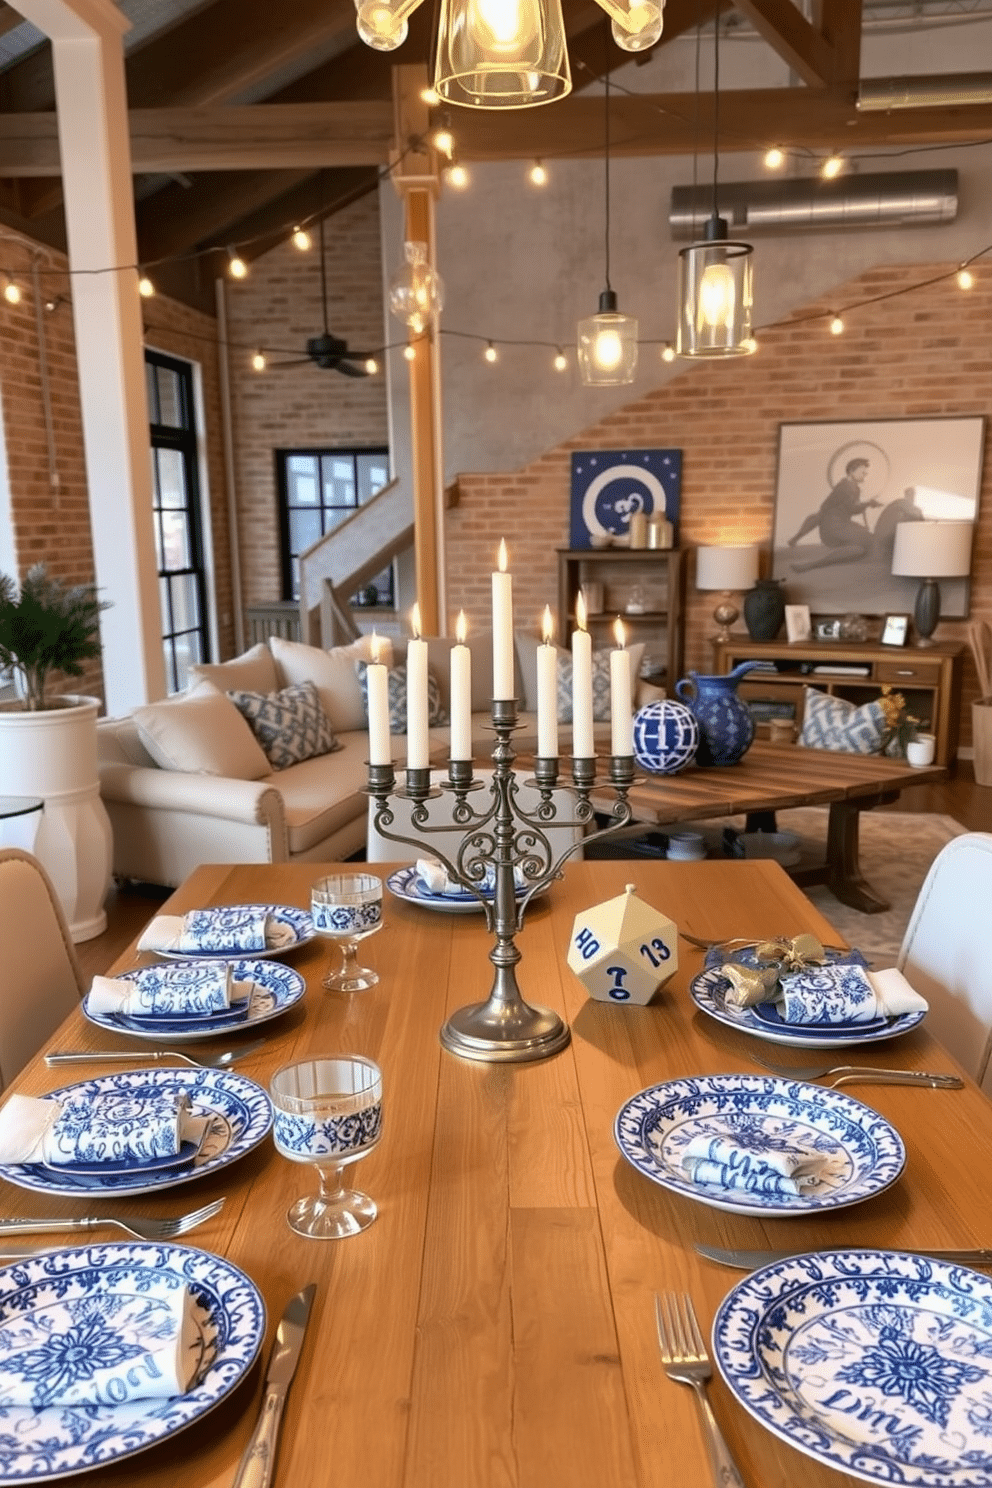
[232,1283,317,1488]
[697,1244,992,1271]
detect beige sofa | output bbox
[97,631,651,887]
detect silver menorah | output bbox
[367,697,637,1064]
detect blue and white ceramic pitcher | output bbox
[675,661,775,767]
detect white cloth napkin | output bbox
[137,907,287,954]
[777,964,928,1025]
[87,964,232,1019]
[0,1092,207,1166]
[682,1132,827,1196]
[0,1278,199,1406]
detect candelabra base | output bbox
[439,997,571,1064]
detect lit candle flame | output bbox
[542,605,554,645]
[497,538,508,573]
[370,631,383,665]
[410,602,422,639]
[456,609,468,644]
[576,591,588,631]
[613,617,627,649]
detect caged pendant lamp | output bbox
[677,15,754,357]
[577,72,638,386]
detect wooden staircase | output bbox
[297,478,413,646]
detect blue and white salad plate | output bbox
[386,866,533,915]
[155,904,314,961]
[1,1069,272,1198]
[83,959,306,1042]
[0,1241,264,1483]
[713,1248,992,1487]
[689,946,926,1049]
[614,1074,906,1216]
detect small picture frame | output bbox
[785,604,812,643]
[881,613,910,646]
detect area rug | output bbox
[653,809,966,968]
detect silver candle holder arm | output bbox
[367,698,637,1065]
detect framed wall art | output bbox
[569,449,682,549]
[881,613,910,646]
[785,604,812,643]
[771,417,986,616]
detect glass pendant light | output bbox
[433,0,571,109]
[676,16,754,358]
[577,73,638,387]
[388,242,445,334]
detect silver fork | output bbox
[748,1051,963,1088]
[654,1292,746,1488]
[45,1040,266,1069]
[0,1197,225,1242]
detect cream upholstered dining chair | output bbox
[0,848,85,1088]
[366,769,585,867]
[897,832,992,1095]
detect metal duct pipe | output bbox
[858,74,992,111]
[669,172,957,239]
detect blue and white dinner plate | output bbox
[1,1068,272,1198]
[690,946,926,1049]
[751,1001,891,1037]
[386,865,533,915]
[713,1248,992,1487]
[0,1241,265,1483]
[83,959,307,1042]
[155,903,315,961]
[614,1074,906,1216]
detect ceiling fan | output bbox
[271,214,373,377]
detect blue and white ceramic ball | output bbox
[632,699,700,775]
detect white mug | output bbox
[906,734,936,767]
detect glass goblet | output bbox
[310,872,382,992]
[270,1056,383,1239]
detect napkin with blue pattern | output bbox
[777,964,927,1024]
[138,907,286,954]
[682,1131,827,1196]
[87,963,232,1019]
[0,1092,206,1166]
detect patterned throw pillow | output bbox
[227,680,339,770]
[556,651,624,723]
[798,687,887,754]
[355,662,448,731]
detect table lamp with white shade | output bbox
[695,544,760,641]
[891,520,974,647]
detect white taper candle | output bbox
[571,591,594,758]
[537,605,559,759]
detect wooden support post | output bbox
[391,64,446,637]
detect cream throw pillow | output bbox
[270,634,390,732]
[133,682,270,778]
[189,642,279,696]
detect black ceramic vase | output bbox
[743,578,786,641]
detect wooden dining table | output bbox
[6,857,991,1488]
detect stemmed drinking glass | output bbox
[310,872,383,992]
[270,1056,383,1239]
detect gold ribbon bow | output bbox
[720,934,826,1008]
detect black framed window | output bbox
[276,448,392,606]
[146,350,210,693]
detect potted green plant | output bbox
[0,565,113,941]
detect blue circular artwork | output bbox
[632,699,699,774]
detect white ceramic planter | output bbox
[906,734,937,768]
[0,696,112,941]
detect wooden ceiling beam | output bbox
[818,0,863,85]
[729,0,836,87]
[135,169,316,263]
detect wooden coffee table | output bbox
[591,739,947,913]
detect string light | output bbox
[292,226,311,251]
[421,86,440,105]
[365,356,379,374]
[3,276,21,304]
[227,248,248,279]
[830,315,845,335]
[764,147,784,170]
[661,343,676,363]
[529,160,548,186]
[553,348,567,371]
[484,341,498,363]
[432,125,454,158]
[447,162,469,189]
[822,154,844,179]
[251,350,266,371]
[138,273,155,298]
[957,267,975,289]
[403,344,416,361]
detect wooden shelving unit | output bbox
[557,548,684,690]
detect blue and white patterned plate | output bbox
[83,960,306,1042]
[713,1248,992,1487]
[154,904,315,961]
[42,1137,203,1179]
[614,1074,906,1216]
[1,1069,272,1198]
[386,866,534,915]
[0,1241,264,1483]
[690,947,926,1049]
[751,1001,891,1037]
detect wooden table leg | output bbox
[825,801,889,914]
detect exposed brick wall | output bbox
[224,194,389,608]
[449,262,992,749]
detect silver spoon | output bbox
[45,1039,266,1069]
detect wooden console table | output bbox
[712,635,964,766]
